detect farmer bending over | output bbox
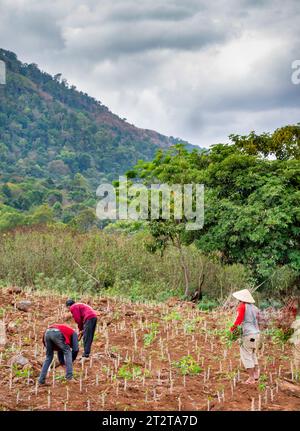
[66,299,98,359]
[230,289,260,385]
[38,324,79,385]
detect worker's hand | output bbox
[230,325,237,333]
[63,311,72,321]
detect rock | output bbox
[125,311,136,317]
[16,300,32,312]
[7,322,18,334]
[8,286,22,294]
[9,354,29,368]
[0,320,7,347]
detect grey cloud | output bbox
[0,0,299,147]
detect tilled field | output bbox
[0,288,299,411]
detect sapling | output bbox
[153,388,157,401]
[178,397,182,411]
[207,366,211,380]
[9,367,13,390]
[47,390,51,408]
[269,372,273,384]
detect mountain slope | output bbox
[0,48,196,230]
[0,48,193,186]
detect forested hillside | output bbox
[0,48,192,230]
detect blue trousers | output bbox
[38,329,73,383]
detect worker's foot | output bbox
[80,355,89,362]
[65,377,74,382]
[38,381,50,386]
[244,377,256,385]
[254,369,260,380]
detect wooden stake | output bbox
[47,390,51,409]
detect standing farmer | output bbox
[38,324,79,385]
[66,300,98,359]
[230,289,260,385]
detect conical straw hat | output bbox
[232,289,255,303]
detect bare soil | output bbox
[0,288,299,411]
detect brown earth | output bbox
[0,288,299,411]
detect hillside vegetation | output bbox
[0,48,191,229]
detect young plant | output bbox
[172,355,202,376]
[143,322,160,347]
[117,361,150,380]
[258,374,268,391]
[163,311,182,322]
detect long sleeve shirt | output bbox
[230,302,246,332]
[69,303,97,331]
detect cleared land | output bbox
[0,288,299,411]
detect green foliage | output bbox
[258,374,268,391]
[266,327,294,345]
[130,137,300,287]
[163,310,182,321]
[143,322,160,347]
[0,48,184,231]
[172,355,202,375]
[117,362,150,380]
[12,365,31,378]
[197,297,219,311]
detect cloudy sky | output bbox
[0,0,299,146]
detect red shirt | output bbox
[70,303,97,331]
[230,302,246,332]
[42,324,75,347]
